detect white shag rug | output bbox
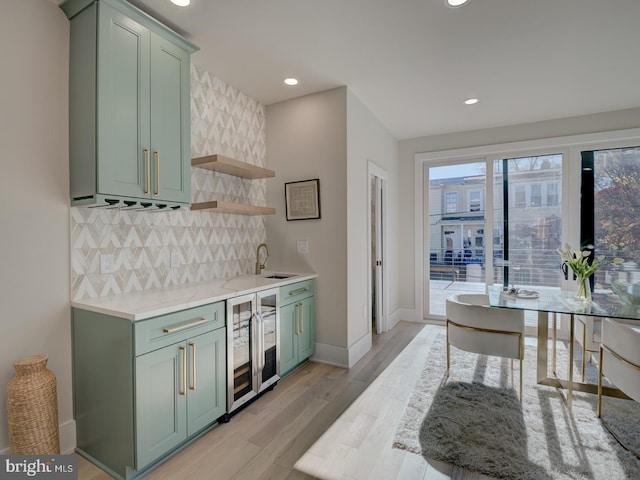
[392,333,640,480]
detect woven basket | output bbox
[6,354,60,454]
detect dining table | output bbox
[488,285,640,408]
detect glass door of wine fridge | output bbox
[256,288,280,393]
[226,288,280,414]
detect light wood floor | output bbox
[77,321,488,480]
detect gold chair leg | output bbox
[581,325,586,383]
[445,321,450,378]
[597,345,603,418]
[519,356,523,401]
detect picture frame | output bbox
[285,179,321,221]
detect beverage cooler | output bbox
[226,288,280,414]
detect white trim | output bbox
[389,307,421,327]
[311,342,349,369]
[415,128,640,321]
[60,419,77,454]
[347,333,373,368]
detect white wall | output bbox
[265,88,349,364]
[266,87,400,368]
[345,90,399,362]
[0,1,72,452]
[397,107,640,317]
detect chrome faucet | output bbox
[255,243,270,274]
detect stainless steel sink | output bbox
[263,274,295,279]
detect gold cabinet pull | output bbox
[154,151,160,196]
[300,303,304,334]
[163,318,207,334]
[143,149,150,194]
[179,345,187,395]
[189,342,196,390]
[289,287,309,296]
[295,303,301,335]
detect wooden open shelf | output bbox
[190,201,276,216]
[191,154,275,179]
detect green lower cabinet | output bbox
[279,280,315,377]
[135,343,187,469]
[135,328,226,469]
[280,302,300,375]
[72,303,225,480]
[297,297,315,362]
[186,329,227,435]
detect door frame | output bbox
[367,161,388,334]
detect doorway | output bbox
[368,162,387,334]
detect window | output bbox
[546,183,558,206]
[530,184,542,207]
[445,192,458,214]
[468,190,482,212]
[515,185,526,207]
[582,146,640,289]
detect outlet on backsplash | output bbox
[100,254,115,274]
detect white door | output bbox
[374,175,384,333]
[369,162,387,334]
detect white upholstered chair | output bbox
[597,318,640,417]
[445,293,525,399]
[575,315,602,382]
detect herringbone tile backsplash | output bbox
[71,65,268,301]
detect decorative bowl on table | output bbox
[610,279,640,306]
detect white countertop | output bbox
[71,271,317,321]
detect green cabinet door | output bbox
[150,32,191,204]
[279,302,299,376]
[63,0,197,207]
[186,329,226,435]
[97,2,150,200]
[298,296,315,362]
[135,343,187,469]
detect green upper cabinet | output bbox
[61,0,198,209]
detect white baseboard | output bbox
[311,333,374,370]
[347,333,372,368]
[0,419,76,455]
[59,419,77,455]
[389,307,421,325]
[311,342,349,368]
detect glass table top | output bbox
[488,285,640,322]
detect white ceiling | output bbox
[115,1,640,139]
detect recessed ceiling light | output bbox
[170,0,190,6]
[446,0,471,7]
[283,77,299,86]
[464,98,479,105]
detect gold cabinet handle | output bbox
[143,148,150,194]
[289,288,309,296]
[163,318,207,334]
[295,303,301,335]
[300,303,304,334]
[154,151,160,196]
[179,345,187,395]
[189,342,196,390]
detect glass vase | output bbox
[575,274,592,304]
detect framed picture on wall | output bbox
[285,179,321,221]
